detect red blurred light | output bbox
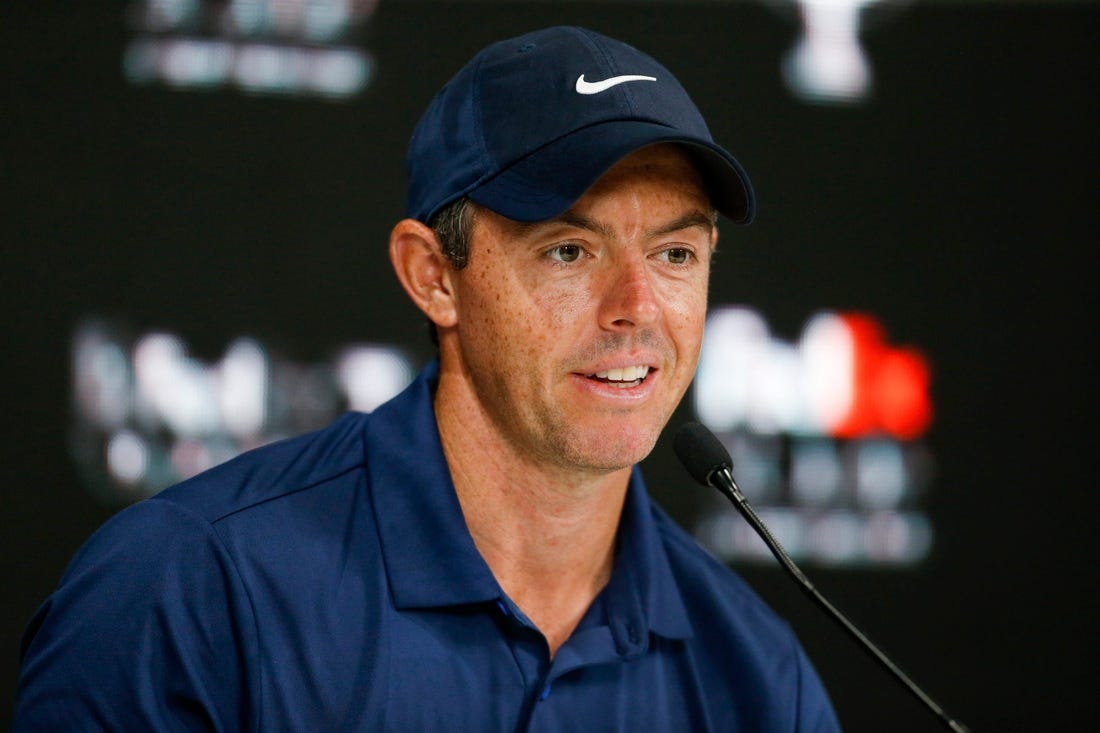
[874,349,933,440]
[831,313,932,440]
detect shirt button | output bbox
[496,599,510,617]
[627,624,639,643]
[539,682,552,701]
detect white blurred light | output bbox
[783,0,875,103]
[697,306,837,436]
[790,439,843,507]
[801,312,854,431]
[865,510,933,564]
[126,0,377,99]
[162,39,233,88]
[728,433,784,504]
[752,342,803,434]
[73,326,132,430]
[336,346,413,413]
[107,430,150,485]
[757,507,807,557]
[807,510,864,564]
[133,333,220,438]
[695,308,806,435]
[694,306,772,433]
[234,43,297,92]
[854,439,907,509]
[218,338,268,438]
[308,48,372,97]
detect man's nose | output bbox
[598,259,660,331]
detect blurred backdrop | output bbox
[3,1,1097,729]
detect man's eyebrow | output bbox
[520,210,716,239]
[649,211,717,237]
[549,212,614,237]
[501,212,608,239]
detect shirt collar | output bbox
[365,359,692,641]
[609,468,694,643]
[366,359,501,608]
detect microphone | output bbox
[673,421,970,733]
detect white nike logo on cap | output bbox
[575,74,657,95]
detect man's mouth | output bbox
[585,365,651,388]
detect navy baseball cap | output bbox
[405,26,755,225]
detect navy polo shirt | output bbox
[15,361,840,732]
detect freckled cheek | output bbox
[661,283,709,360]
[459,279,517,355]
[464,281,575,363]
[531,286,591,333]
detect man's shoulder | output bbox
[54,411,377,594]
[648,502,792,636]
[154,410,373,524]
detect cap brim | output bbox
[466,120,755,225]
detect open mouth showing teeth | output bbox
[586,365,651,388]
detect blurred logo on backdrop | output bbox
[693,306,935,567]
[70,319,414,503]
[123,0,378,99]
[71,305,936,568]
[119,0,912,105]
[767,0,913,105]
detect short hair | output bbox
[424,197,477,345]
[430,197,477,271]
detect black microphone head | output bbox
[673,422,733,486]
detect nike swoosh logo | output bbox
[575,73,657,95]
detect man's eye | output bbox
[548,244,583,263]
[663,248,691,265]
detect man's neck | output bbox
[433,373,630,657]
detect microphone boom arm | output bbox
[707,464,970,733]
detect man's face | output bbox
[441,144,717,475]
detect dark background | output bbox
[3,1,1097,730]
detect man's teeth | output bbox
[592,366,650,384]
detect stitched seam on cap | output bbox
[470,47,492,184]
[577,27,640,116]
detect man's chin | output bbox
[555,427,662,474]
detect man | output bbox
[14,26,841,731]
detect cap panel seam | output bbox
[575,27,641,116]
[470,49,493,186]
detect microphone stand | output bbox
[707,465,970,733]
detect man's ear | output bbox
[388,219,458,329]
